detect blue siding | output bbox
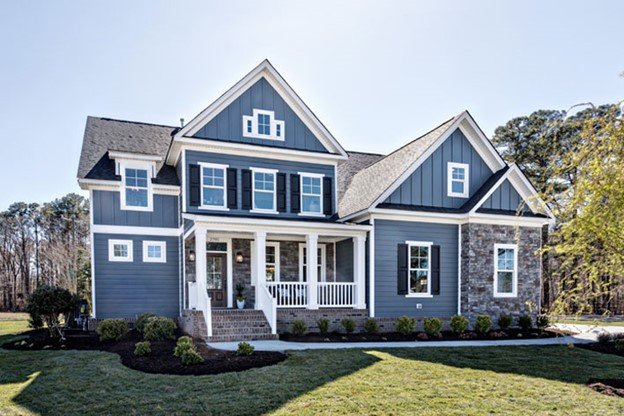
[94,233,180,319]
[193,78,329,153]
[374,220,458,318]
[92,190,179,228]
[384,128,493,209]
[336,239,353,282]
[185,150,335,218]
[481,179,531,212]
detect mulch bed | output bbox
[280,328,562,343]
[2,329,287,376]
[587,379,624,398]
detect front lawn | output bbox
[551,317,624,328]
[1,319,623,415]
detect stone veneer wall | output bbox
[460,223,542,323]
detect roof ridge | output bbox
[93,116,177,129]
[346,150,385,156]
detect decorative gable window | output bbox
[108,239,133,262]
[200,163,228,209]
[242,109,285,141]
[143,241,166,263]
[300,174,323,215]
[447,162,469,198]
[252,168,277,213]
[494,244,517,297]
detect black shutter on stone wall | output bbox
[242,169,252,210]
[323,177,333,215]
[276,173,287,212]
[397,243,408,295]
[291,174,300,213]
[227,168,238,209]
[189,164,201,207]
[431,245,440,295]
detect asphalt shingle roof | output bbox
[337,151,385,202]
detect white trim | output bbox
[251,167,278,213]
[299,242,327,282]
[405,240,433,297]
[198,162,229,211]
[204,236,233,308]
[108,239,133,262]
[77,179,179,195]
[265,242,281,282]
[368,218,375,317]
[181,150,187,212]
[447,162,469,198]
[367,210,550,227]
[457,223,462,315]
[493,243,518,298]
[92,224,182,236]
[242,109,285,141]
[119,162,153,212]
[108,151,162,162]
[142,240,167,263]
[89,191,96,318]
[299,172,324,216]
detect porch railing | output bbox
[258,284,277,334]
[188,281,212,337]
[317,282,356,307]
[264,281,356,308]
[265,282,308,307]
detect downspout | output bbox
[369,217,375,317]
[457,223,462,316]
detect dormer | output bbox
[109,151,162,212]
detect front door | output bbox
[207,253,227,307]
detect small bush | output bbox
[597,332,613,344]
[423,317,443,336]
[450,315,469,334]
[475,315,493,335]
[498,315,513,331]
[394,316,416,336]
[615,339,624,352]
[341,318,356,334]
[519,315,533,332]
[181,349,204,365]
[364,318,379,334]
[237,341,255,356]
[173,336,194,357]
[143,316,176,341]
[458,332,478,340]
[316,318,330,335]
[292,320,308,336]
[135,313,158,333]
[26,285,80,336]
[416,332,429,341]
[97,319,128,342]
[134,341,151,356]
[536,315,550,331]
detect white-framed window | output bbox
[298,243,326,282]
[200,162,228,210]
[250,241,281,283]
[251,168,277,213]
[406,241,433,297]
[299,173,323,216]
[447,162,469,198]
[143,241,166,263]
[120,166,153,211]
[494,244,518,297]
[108,239,133,262]
[242,109,285,141]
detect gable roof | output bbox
[167,59,348,164]
[337,151,385,202]
[77,117,179,185]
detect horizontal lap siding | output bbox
[94,233,180,319]
[374,220,458,318]
[93,190,179,228]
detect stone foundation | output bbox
[276,308,370,333]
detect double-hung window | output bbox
[200,163,228,209]
[447,162,469,198]
[265,242,280,282]
[300,174,323,215]
[299,243,326,282]
[407,241,432,296]
[109,239,133,262]
[252,168,277,212]
[494,244,517,297]
[143,241,166,263]
[124,168,149,208]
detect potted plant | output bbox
[235,284,245,309]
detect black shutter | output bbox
[323,177,333,215]
[241,169,252,210]
[431,245,440,295]
[397,243,408,295]
[189,164,201,207]
[276,173,287,212]
[291,174,300,213]
[227,168,238,209]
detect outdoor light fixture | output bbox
[235,251,244,263]
[188,250,196,262]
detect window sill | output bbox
[120,205,153,212]
[298,212,325,217]
[109,258,133,262]
[199,205,230,211]
[493,293,517,298]
[243,132,285,141]
[251,209,279,215]
[447,193,468,198]
[405,294,434,298]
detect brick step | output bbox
[212,328,272,335]
[212,320,271,326]
[207,333,279,342]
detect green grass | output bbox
[1,319,624,415]
[0,314,31,346]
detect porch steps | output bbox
[209,309,278,342]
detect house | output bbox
[77,60,553,341]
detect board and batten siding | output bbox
[193,78,328,153]
[374,219,458,318]
[480,179,531,212]
[92,190,179,228]
[384,128,493,209]
[93,233,180,319]
[185,150,335,218]
[335,239,354,282]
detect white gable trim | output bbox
[167,60,347,164]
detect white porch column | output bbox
[354,235,366,309]
[195,227,207,303]
[307,233,319,309]
[254,231,267,310]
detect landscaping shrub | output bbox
[364,318,379,334]
[143,316,176,341]
[134,341,151,356]
[292,320,308,336]
[26,285,79,337]
[135,313,158,333]
[181,349,204,365]
[237,342,255,356]
[394,316,416,336]
[519,315,533,332]
[316,318,330,335]
[173,336,194,357]
[498,315,513,331]
[423,318,443,336]
[615,339,624,352]
[450,315,469,334]
[597,332,613,344]
[97,319,128,342]
[341,318,356,334]
[416,332,429,341]
[536,315,550,331]
[474,315,492,335]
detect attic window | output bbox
[447,162,469,198]
[242,109,285,141]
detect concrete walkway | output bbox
[207,324,619,352]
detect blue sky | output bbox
[0,0,622,209]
